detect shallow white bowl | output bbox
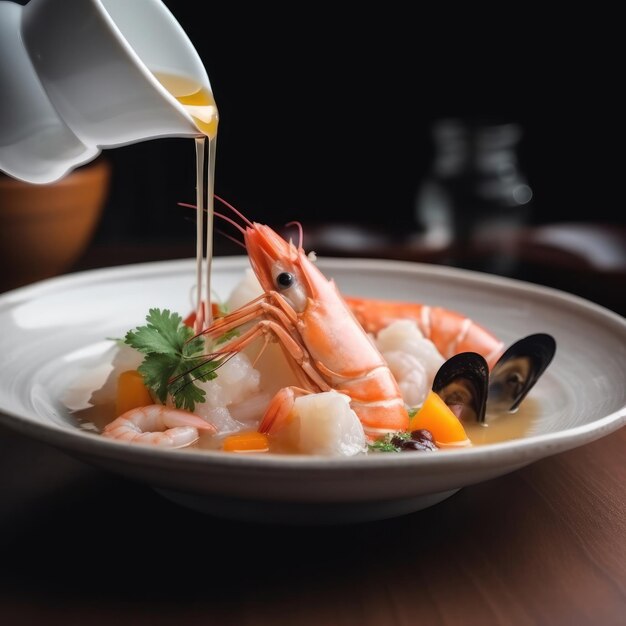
[1,257,625,524]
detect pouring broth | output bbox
[153,71,219,331]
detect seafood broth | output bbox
[464,401,539,445]
[152,71,219,331]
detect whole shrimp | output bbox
[188,198,411,439]
[102,404,216,448]
[344,296,505,368]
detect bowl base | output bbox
[153,487,462,525]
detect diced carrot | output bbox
[410,390,470,445]
[116,369,153,416]
[221,431,270,453]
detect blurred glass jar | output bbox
[415,118,533,270]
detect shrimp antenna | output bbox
[216,227,246,250]
[214,194,254,227]
[285,221,304,249]
[178,199,251,233]
[214,210,246,236]
[178,201,247,242]
[169,353,238,391]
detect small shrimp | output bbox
[102,404,216,448]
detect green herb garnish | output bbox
[215,328,239,345]
[124,308,221,412]
[367,431,411,453]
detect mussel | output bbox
[487,333,556,412]
[432,352,489,423]
[431,333,556,423]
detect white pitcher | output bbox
[0,0,213,184]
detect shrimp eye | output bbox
[276,272,295,289]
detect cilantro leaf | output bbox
[167,355,223,411]
[138,353,178,404]
[124,308,221,412]
[169,372,207,412]
[125,308,186,356]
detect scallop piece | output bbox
[374,319,445,383]
[382,350,431,408]
[432,352,489,424]
[195,405,244,436]
[197,352,261,408]
[289,391,367,457]
[487,333,556,412]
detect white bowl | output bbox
[0,257,624,524]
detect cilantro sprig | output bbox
[124,308,221,412]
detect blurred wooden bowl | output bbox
[0,157,111,291]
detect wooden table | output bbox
[1,224,625,625]
[0,425,623,625]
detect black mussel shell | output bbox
[432,352,489,424]
[487,333,556,412]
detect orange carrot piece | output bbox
[222,431,270,453]
[183,303,223,328]
[410,390,470,445]
[116,370,153,416]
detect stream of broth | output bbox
[153,72,219,330]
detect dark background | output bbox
[91,2,622,247]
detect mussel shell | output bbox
[487,333,556,412]
[432,352,489,424]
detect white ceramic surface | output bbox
[0,257,625,524]
[0,0,209,184]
